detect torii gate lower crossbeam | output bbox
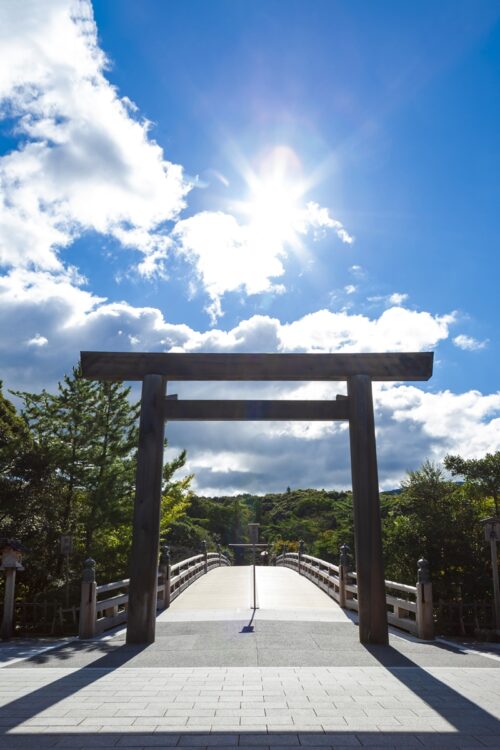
[81,351,433,647]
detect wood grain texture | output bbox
[164,399,350,421]
[348,374,389,646]
[81,351,433,382]
[126,374,166,645]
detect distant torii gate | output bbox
[81,351,433,646]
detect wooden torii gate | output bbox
[81,351,433,646]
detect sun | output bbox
[245,176,302,244]
[235,145,308,248]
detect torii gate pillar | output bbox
[127,374,166,644]
[348,374,388,645]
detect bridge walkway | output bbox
[158,565,352,623]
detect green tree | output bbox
[383,460,491,599]
[0,381,33,521]
[444,451,500,516]
[13,371,101,540]
[160,449,193,539]
[6,368,194,593]
[0,383,66,598]
[13,369,140,578]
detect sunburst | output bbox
[233,145,309,250]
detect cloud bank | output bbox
[1,268,498,494]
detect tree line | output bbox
[1,366,499,608]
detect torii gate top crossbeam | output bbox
[81,351,433,382]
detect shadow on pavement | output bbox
[364,641,500,737]
[0,632,498,749]
[0,728,499,749]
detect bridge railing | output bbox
[79,547,230,639]
[276,552,343,602]
[276,549,433,640]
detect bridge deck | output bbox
[159,566,352,622]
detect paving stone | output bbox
[240,736,299,746]
[116,738,177,747]
[178,734,239,745]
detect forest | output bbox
[1,367,499,612]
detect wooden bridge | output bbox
[79,549,433,643]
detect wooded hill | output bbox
[173,478,494,603]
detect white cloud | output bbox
[27,334,48,347]
[172,381,500,494]
[453,334,488,351]
[0,0,190,272]
[344,284,357,295]
[174,201,350,321]
[0,267,103,323]
[375,384,500,487]
[389,292,408,305]
[0,273,497,493]
[301,202,354,244]
[369,292,409,307]
[173,211,287,317]
[279,307,455,353]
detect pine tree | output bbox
[0,383,63,597]
[0,382,34,529]
[445,452,500,516]
[11,367,194,588]
[12,368,140,583]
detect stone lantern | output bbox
[481,517,500,631]
[1,539,25,640]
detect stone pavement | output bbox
[0,566,499,748]
[0,664,499,749]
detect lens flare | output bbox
[237,145,307,248]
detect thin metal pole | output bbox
[252,544,256,610]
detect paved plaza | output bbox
[0,567,499,749]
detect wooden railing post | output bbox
[416,557,434,640]
[160,545,171,609]
[79,558,97,639]
[298,540,305,575]
[339,544,351,608]
[202,540,208,574]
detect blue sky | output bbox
[0,0,499,493]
